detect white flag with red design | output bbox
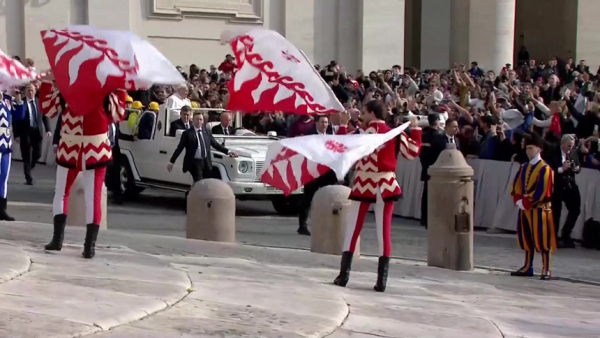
[40,25,185,115]
[261,122,411,195]
[221,28,344,115]
[0,49,41,90]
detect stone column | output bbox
[283,0,316,62]
[450,0,516,73]
[87,0,131,31]
[420,0,451,70]
[358,0,405,72]
[23,0,71,70]
[575,0,600,68]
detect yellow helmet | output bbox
[190,101,199,108]
[148,102,160,111]
[126,95,133,103]
[131,101,143,109]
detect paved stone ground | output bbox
[0,222,599,338]
[6,162,600,283]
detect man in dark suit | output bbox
[107,121,123,204]
[211,112,235,135]
[167,112,238,183]
[419,114,443,228]
[14,83,51,185]
[169,106,192,137]
[544,134,581,248]
[297,115,339,236]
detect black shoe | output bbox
[540,274,552,281]
[510,268,534,277]
[112,196,124,205]
[45,214,67,251]
[0,198,15,221]
[82,224,100,259]
[25,180,33,186]
[297,226,311,236]
[558,239,576,249]
[333,251,353,287]
[374,256,390,292]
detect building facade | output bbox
[0,0,598,75]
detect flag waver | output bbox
[261,122,412,195]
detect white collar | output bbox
[529,153,542,165]
[446,133,454,139]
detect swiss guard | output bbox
[0,90,25,221]
[510,132,556,280]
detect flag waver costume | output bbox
[40,81,127,258]
[38,25,184,259]
[510,133,556,279]
[0,94,24,221]
[335,117,421,292]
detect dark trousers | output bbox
[298,170,338,227]
[420,180,428,226]
[189,159,211,183]
[19,128,42,183]
[551,184,581,239]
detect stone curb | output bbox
[242,243,600,287]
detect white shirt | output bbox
[193,126,207,159]
[446,133,455,144]
[166,94,191,123]
[27,99,37,128]
[530,153,542,165]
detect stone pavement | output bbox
[0,221,599,338]
[7,161,600,283]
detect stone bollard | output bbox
[186,179,235,242]
[66,173,108,229]
[427,143,474,271]
[310,185,360,257]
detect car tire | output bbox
[120,156,144,198]
[272,195,301,216]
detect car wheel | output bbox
[272,195,301,216]
[120,156,144,198]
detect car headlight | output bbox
[238,161,250,173]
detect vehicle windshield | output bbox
[165,108,281,138]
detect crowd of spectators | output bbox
[125,48,600,171]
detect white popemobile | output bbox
[115,107,302,215]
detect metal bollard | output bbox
[66,173,108,229]
[186,179,235,242]
[427,143,474,271]
[310,185,360,257]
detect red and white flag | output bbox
[0,49,40,90]
[221,29,344,115]
[40,25,185,115]
[261,122,411,195]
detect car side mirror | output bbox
[267,131,277,137]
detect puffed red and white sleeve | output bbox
[39,81,62,119]
[107,89,128,123]
[399,127,422,160]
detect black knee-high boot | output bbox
[82,224,100,259]
[374,256,390,292]
[45,214,67,251]
[0,198,15,221]
[333,251,353,287]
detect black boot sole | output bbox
[333,277,349,287]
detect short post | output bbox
[66,173,108,229]
[310,185,360,257]
[427,143,474,271]
[186,179,235,242]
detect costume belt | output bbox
[0,127,11,137]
